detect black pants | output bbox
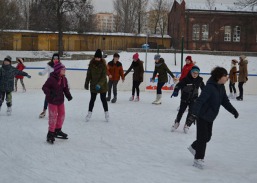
[88,92,108,112]
[107,80,118,98]
[132,81,141,96]
[176,100,195,126]
[191,118,213,159]
[0,92,12,107]
[238,82,244,98]
[229,81,236,93]
[157,82,165,94]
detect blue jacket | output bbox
[191,76,237,123]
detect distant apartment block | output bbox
[95,13,115,32]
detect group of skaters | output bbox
[0,50,248,169]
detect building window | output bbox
[233,26,241,42]
[224,26,231,42]
[192,24,200,40]
[202,24,209,41]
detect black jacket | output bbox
[191,76,237,123]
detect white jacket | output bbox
[40,64,54,78]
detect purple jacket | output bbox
[42,72,72,105]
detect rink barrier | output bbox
[23,67,257,95]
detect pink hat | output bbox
[133,53,139,60]
[185,56,193,62]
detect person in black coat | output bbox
[171,66,205,133]
[187,67,239,169]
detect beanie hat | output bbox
[52,53,60,61]
[185,56,193,62]
[113,53,120,58]
[94,49,103,58]
[191,65,200,73]
[4,55,12,62]
[54,62,65,74]
[17,58,24,64]
[133,53,139,60]
[154,54,161,60]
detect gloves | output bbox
[26,75,31,78]
[84,83,89,90]
[67,96,73,101]
[233,110,239,119]
[151,78,155,83]
[38,72,43,76]
[171,90,178,98]
[187,113,197,125]
[95,84,101,91]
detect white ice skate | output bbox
[39,110,46,118]
[171,121,180,132]
[86,111,92,122]
[193,159,204,169]
[187,145,196,156]
[183,124,189,134]
[134,97,140,102]
[105,111,109,122]
[7,107,12,116]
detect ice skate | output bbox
[129,96,134,101]
[7,107,12,116]
[105,111,110,122]
[111,97,117,103]
[46,131,55,144]
[152,94,162,105]
[171,120,180,132]
[183,124,189,134]
[236,96,243,101]
[193,159,204,169]
[55,128,68,139]
[39,110,46,118]
[86,111,92,122]
[187,145,196,156]
[134,96,140,102]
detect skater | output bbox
[84,49,109,122]
[106,53,124,103]
[0,55,31,115]
[42,62,72,143]
[14,58,26,92]
[179,55,195,81]
[124,53,144,102]
[186,67,239,169]
[228,59,238,99]
[236,55,248,101]
[38,53,60,118]
[170,66,205,133]
[151,55,177,104]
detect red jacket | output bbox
[180,63,194,81]
[15,63,25,79]
[107,60,125,81]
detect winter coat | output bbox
[0,64,29,92]
[42,72,72,105]
[15,63,25,79]
[107,60,125,81]
[238,58,248,82]
[174,72,205,102]
[85,58,108,93]
[40,63,54,78]
[229,66,237,83]
[191,76,237,123]
[180,63,194,81]
[151,60,175,83]
[124,60,144,82]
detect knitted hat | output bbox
[94,49,102,58]
[191,65,200,73]
[185,56,193,62]
[133,53,139,60]
[54,62,65,74]
[113,53,120,58]
[4,55,12,62]
[154,54,161,60]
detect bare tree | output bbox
[234,0,257,11]
[135,0,149,34]
[205,0,216,10]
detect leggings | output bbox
[229,81,236,93]
[88,92,108,112]
[132,81,141,96]
[238,82,244,98]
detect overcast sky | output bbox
[92,0,237,13]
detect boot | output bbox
[236,96,243,101]
[105,111,110,122]
[171,119,180,132]
[46,131,55,144]
[153,94,162,105]
[7,107,12,116]
[183,124,189,134]
[86,111,92,122]
[55,128,68,139]
[193,159,204,169]
[129,95,134,101]
[111,97,117,103]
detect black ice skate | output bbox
[46,131,55,144]
[55,128,68,139]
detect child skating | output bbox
[228,59,238,99]
[14,58,26,92]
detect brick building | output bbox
[168,0,257,52]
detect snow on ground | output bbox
[0,90,256,183]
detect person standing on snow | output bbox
[170,66,205,133]
[14,58,27,92]
[228,59,238,99]
[106,53,124,103]
[124,53,144,102]
[84,49,109,122]
[186,67,239,169]
[151,55,177,105]
[236,55,248,101]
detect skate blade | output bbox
[55,136,68,139]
